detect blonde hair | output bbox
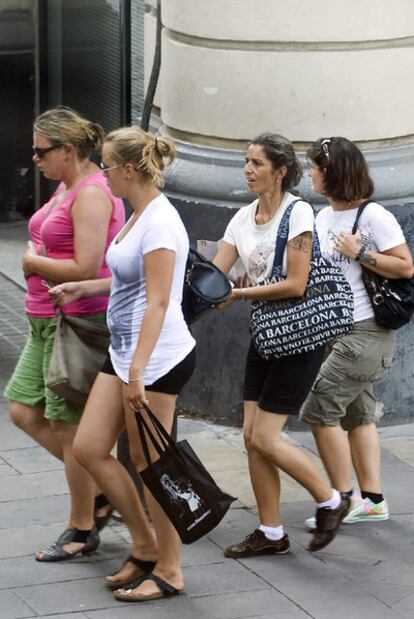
[33,106,104,160]
[105,126,176,188]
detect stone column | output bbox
[145,0,414,205]
[143,0,414,426]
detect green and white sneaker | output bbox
[342,497,389,523]
[304,493,363,531]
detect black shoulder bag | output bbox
[182,247,232,324]
[352,201,414,330]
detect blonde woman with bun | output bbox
[50,127,196,602]
[4,106,126,561]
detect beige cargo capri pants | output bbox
[300,318,396,431]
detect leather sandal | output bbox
[94,494,114,532]
[35,526,100,562]
[105,555,157,590]
[114,573,184,602]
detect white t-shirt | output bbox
[223,192,315,284]
[316,201,407,322]
[106,194,195,384]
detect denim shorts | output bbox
[300,318,396,430]
[4,313,107,424]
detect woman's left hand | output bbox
[22,241,39,277]
[124,380,149,413]
[335,230,362,259]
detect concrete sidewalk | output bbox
[1,228,414,618]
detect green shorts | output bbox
[4,313,106,424]
[300,318,395,431]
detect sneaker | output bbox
[305,493,362,531]
[308,495,350,552]
[343,497,389,523]
[224,529,290,558]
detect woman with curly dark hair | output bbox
[213,133,350,558]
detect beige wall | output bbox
[145,0,414,145]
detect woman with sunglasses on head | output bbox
[212,133,350,558]
[300,137,413,529]
[4,106,125,560]
[49,126,196,603]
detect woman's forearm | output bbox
[355,250,414,280]
[25,254,102,282]
[233,277,307,302]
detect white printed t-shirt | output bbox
[106,194,195,384]
[223,192,315,284]
[316,201,406,322]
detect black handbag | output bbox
[352,201,414,330]
[135,405,236,544]
[182,247,232,324]
[249,199,354,360]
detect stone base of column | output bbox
[164,134,414,207]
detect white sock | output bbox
[259,524,285,541]
[317,489,341,510]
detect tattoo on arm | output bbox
[358,252,377,266]
[288,231,312,254]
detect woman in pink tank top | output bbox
[4,106,125,561]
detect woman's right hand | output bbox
[48,282,84,306]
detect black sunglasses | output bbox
[32,144,63,159]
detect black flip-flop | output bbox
[114,573,184,602]
[106,555,156,590]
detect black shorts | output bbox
[243,341,325,415]
[101,347,196,395]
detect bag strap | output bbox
[271,198,314,277]
[134,404,176,467]
[351,200,376,235]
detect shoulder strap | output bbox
[271,198,310,277]
[351,199,376,235]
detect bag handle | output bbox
[134,404,177,467]
[271,198,317,278]
[351,200,375,235]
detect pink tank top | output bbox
[25,172,125,317]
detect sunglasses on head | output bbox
[32,144,63,159]
[320,138,332,160]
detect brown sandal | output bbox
[105,555,156,590]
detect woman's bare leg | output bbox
[74,373,157,584]
[349,422,382,493]
[35,419,97,558]
[121,390,183,597]
[244,402,282,526]
[9,401,63,460]
[251,409,332,503]
[310,424,354,492]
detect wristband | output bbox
[355,249,365,263]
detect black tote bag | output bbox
[135,406,236,544]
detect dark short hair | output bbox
[250,133,302,191]
[306,137,374,202]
